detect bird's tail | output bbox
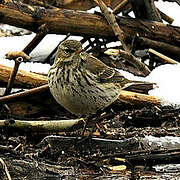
[122,81,156,94]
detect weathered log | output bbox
[0,2,180,46]
[21,0,121,10]
[42,135,180,155]
[0,64,47,88]
[134,37,180,60]
[0,119,85,132]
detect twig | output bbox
[113,0,129,14]
[14,143,22,151]
[4,57,23,96]
[0,84,49,104]
[149,48,179,64]
[4,24,48,95]
[157,8,174,24]
[104,48,151,76]
[0,119,85,132]
[0,158,12,180]
[23,23,48,55]
[94,0,150,76]
[93,0,130,52]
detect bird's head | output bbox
[55,40,83,65]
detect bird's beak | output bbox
[76,48,82,54]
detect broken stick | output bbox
[3,57,23,96]
[104,48,151,76]
[94,0,150,76]
[0,119,85,132]
[118,90,161,106]
[94,0,130,52]
[4,24,48,94]
[149,48,179,64]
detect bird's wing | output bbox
[80,52,130,84]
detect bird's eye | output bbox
[63,48,75,54]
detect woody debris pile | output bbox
[0,0,180,179]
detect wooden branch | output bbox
[1,2,180,46]
[42,135,180,155]
[4,57,23,95]
[0,84,160,107]
[94,0,131,52]
[113,0,129,14]
[134,36,180,60]
[0,1,112,38]
[22,24,48,55]
[0,84,50,116]
[130,0,162,21]
[3,24,48,95]
[94,0,151,75]
[0,64,47,88]
[149,48,179,64]
[0,157,11,180]
[5,51,30,60]
[0,79,160,116]
[0,85,49,104]
[157,8,174,24]
[0,119,85,132]
[118,90,161,106]
[104,49,151,76]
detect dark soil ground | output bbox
[1,105,180,179]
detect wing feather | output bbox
[80,52,130,85]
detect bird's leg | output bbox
[81,118,88,136]
[78,110,105,146]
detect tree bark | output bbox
[0,2,180,46]
[0,64,47,88]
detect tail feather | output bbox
[123,81,156,94]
